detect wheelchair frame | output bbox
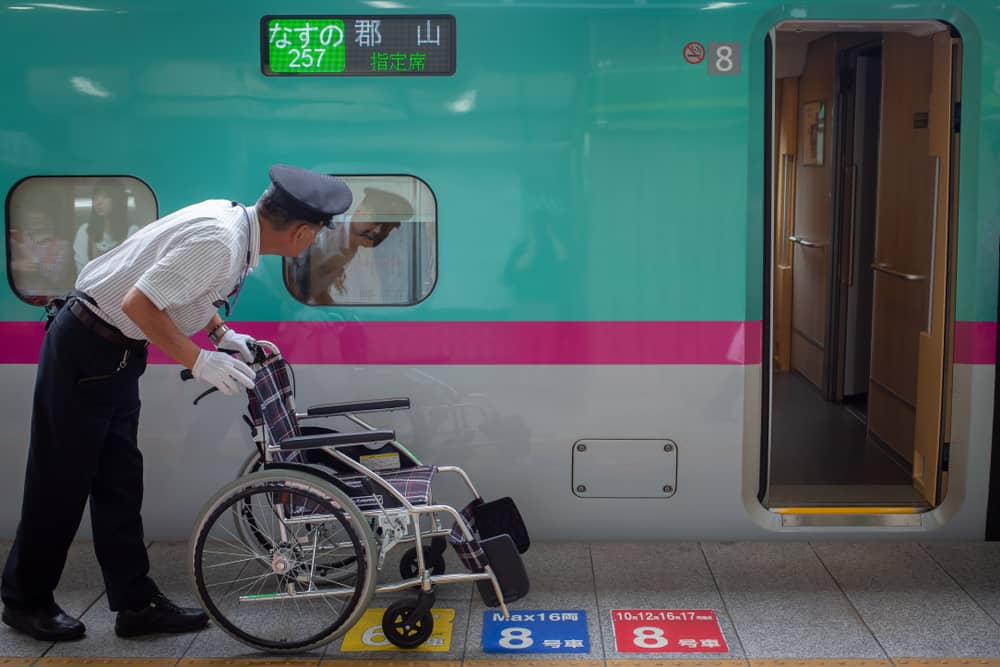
[189,340,528,653]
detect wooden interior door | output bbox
[774,77,798,372]
[790,37,834,390]
[911,31,959,503]
[867,32,945,472]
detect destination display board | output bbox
[261,15,455,76]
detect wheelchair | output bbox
[186,341,530,653]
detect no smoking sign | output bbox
[683,41,705,64]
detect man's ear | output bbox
[294,223,313,241]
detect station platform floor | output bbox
[1,539,999,667]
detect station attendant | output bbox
[1,165,353,641]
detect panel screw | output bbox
[577,443,587,452]
[664,443,674,452]
[576,485,587,493]
[663,485,674,494]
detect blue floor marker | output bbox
[482,610,590,653]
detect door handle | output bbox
[781,154,793,266]
[926,155,941,334]
[788,235,825,249]
[871,262,926,281]
[846,164,857,286]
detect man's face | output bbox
[93,192,112,217]
[349,219,400,249]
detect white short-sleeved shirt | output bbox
[76,200,261,340]
[73,223,141,272]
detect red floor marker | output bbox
[610,609,728,653]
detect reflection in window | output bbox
[285,176,437,306]
[6,176,157,305]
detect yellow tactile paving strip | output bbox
[607,661,749,667]
[322,661,462,667]
[179,659,322,667]
[754,662,878,667]
[0,661,982,664]
[465,661,602,667]
[35,660,179,666]
[36,660,179,666]
[894,661,1000,666]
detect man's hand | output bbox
[191,350,256,395]
[217,327,256,362]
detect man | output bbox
[1,165,352,641]
[294,187,413,305]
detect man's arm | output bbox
[204,313,224,339]
[121,287,202,369]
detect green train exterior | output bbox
[0,1,997,540]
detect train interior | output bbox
[765,20,961,511]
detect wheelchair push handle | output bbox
[178,340,268,383]
[179,340,275,405]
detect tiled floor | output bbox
[1,540,999,665]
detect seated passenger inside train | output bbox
[74,179,141,272]
[8,189,74,305]
[288,187,413,305]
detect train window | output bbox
[5,176,157,306]
[284,175,437,306]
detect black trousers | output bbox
[1,303,157,612]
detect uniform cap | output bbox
[357,187,415,223]
[267,164,353,227]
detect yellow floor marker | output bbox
[339,607,455,652]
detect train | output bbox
[1,0,997,542]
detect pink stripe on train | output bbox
[0,320,993,365]
[953,321,997,365]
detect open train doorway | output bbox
[764,21,961,511]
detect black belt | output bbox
[69,300,148,349]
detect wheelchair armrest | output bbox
[305,397,410,417]
[278,429,395,451]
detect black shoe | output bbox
[114,593,209,638]
[1,604,85,641]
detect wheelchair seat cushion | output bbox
[336,465,436,511]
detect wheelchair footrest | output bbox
[448,496,531,575]
[472,497,530,553]
[476,534,530,607]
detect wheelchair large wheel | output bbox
[191,469,377,652]
[232,447,347,559]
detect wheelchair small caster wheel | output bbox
[399,537,448,579]
[382,599,434,648]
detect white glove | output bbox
[217,327,256,362]
[192,349,256,396]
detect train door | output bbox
[765,21,960,511]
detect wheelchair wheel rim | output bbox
[193,477,371,651]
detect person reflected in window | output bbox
[9,195,73,305]
[74,180,140,272]
[304,187,413,305]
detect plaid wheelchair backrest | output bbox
[246,355,303,463]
